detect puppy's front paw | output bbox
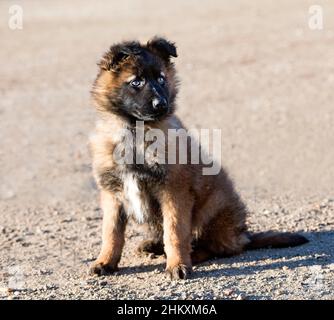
[166,263,192,280]
[89,261,118,276]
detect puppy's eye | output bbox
[130,78,145,88]
[157,76,165,85]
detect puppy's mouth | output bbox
[131,108,169,122]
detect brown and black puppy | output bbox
[89,37,308,280]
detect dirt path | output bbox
[1,0,333,299]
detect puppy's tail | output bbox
[245,231,309,250]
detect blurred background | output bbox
[1,0,334,204]
[0,0,333,299]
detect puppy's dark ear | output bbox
[98,45,129,71]
[147,37,177,62]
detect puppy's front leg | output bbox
[160,189,193,280]
[90,190,127,276]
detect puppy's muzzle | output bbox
[152,97,168,112]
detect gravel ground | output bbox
[1,0,334,300]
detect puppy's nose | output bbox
[152,97,167,110]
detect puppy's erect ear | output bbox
[98,42,141,71]
[147,37,177,63]
[98,46,129,71]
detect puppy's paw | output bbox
[166,263,192,280]
[137,239,165,258]
[89,261,118,276]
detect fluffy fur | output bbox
[89,37,308,280]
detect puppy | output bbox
[89,37,308,280]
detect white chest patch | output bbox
[123,174,148,224]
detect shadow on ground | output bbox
[115,231,333,279]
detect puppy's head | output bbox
[92,37,178,122]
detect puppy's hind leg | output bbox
[191,239,215,264]
[191,205,249,264]
[137,223,165,258]
[137,239,165,258]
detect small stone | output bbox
[223,289,234,296]
[44,284,58,290]
[21,242,31,247]
[282,266,289,271]
[85,279,96,285]
[181,293,188,299]
[236,293,247,300]
[39,269,53,275]
[36,227,50,234]
[65,236,78,241]
[24,231,34,236]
